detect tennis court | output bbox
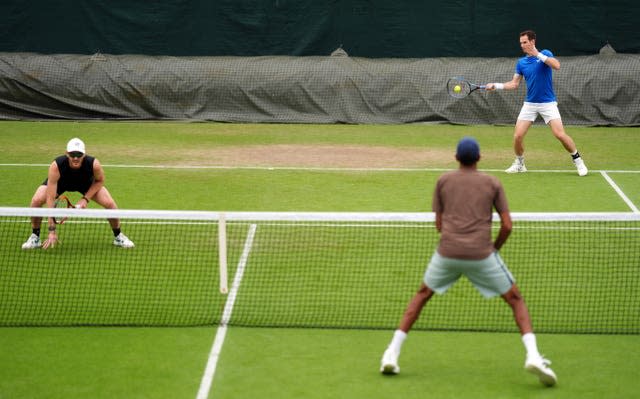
[1,122,639,398]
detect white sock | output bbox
[522,332,541,360]
[516,155,525,164]
[389,329,407,353]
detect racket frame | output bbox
[447,77,486,98]
[53,195,75,225]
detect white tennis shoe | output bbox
[113,233,135,248]
[21,233,42,249]
[380,348,400,375]
[574,157,588,176]
[505,160,527,173]
[525,356,557,386]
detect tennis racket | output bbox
[447,77,486,99]
[53,195,75,225]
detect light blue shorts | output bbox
[424,252,515,298]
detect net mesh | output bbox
[1,208,639,334]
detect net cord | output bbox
[0,207,639,222]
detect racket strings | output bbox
[447,78,471,98]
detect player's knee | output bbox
[30,188,47,207]
[416,285,434,301]
[29,197,42,207]
[502,286,523,304]
[101,200,118,210]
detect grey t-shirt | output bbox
[432,168,509,259]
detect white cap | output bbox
[66,138,86,154]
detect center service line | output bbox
[196,224,258,399]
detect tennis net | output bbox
[1,207,638,334]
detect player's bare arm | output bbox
[435,211,442,233]
[521,35,560,70]
[531,47,560,70]
[486,74,522,91]
[45,161,60,227]
[493,210,512,251]
[42,162,61,249]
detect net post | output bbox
[218,212,228,294]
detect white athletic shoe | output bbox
[525,357,557,386]
[380,348,400,375]
[505,160,527,173]
[21,233,41,249]
[574,157,588,176]
[113,233,135,248]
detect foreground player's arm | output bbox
[486,74,522,91]
[77,159,105,208]
[493,211,512,251]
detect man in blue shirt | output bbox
[486,30,588,176]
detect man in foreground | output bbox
[379,137,557,386]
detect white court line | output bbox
[2,163,640,173]
[196,224,257,399]
[601,171,640,213]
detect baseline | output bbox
[2,163,640,174]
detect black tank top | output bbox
[44,155,96,195]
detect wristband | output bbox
[82,196,90,203]
[494,83,504,90]
[48,226,56,232]
[536,53,548,62]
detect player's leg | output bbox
[501,285,532,334]
[548,118,588,176]
[513,119,532,157]
[399,283,435,332]
[506,119,533,173]
[463,252,557,385]
[91,187,135,248]
[547,118,576,153]
[502,285,557,386]
[21,185,47,249]
[381,252,456,375]
[381,283,434,375]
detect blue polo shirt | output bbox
[515,49,556,103]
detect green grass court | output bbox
[0,121,639,398]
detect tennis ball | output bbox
[454,85,461,93]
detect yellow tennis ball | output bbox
[454,85,461,93]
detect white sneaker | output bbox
[113,233,135,248]
[380,348,400,375]
[525,357,557,386]
[505,160,527,173]
[21,233,41,249]
[574,157,588,176]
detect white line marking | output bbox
[196,224,257,399]
[2,162,640,173]
[601,171,640,213]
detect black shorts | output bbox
[41,178,92,196]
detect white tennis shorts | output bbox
[424,251,515,298]
[517,101,562,124]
